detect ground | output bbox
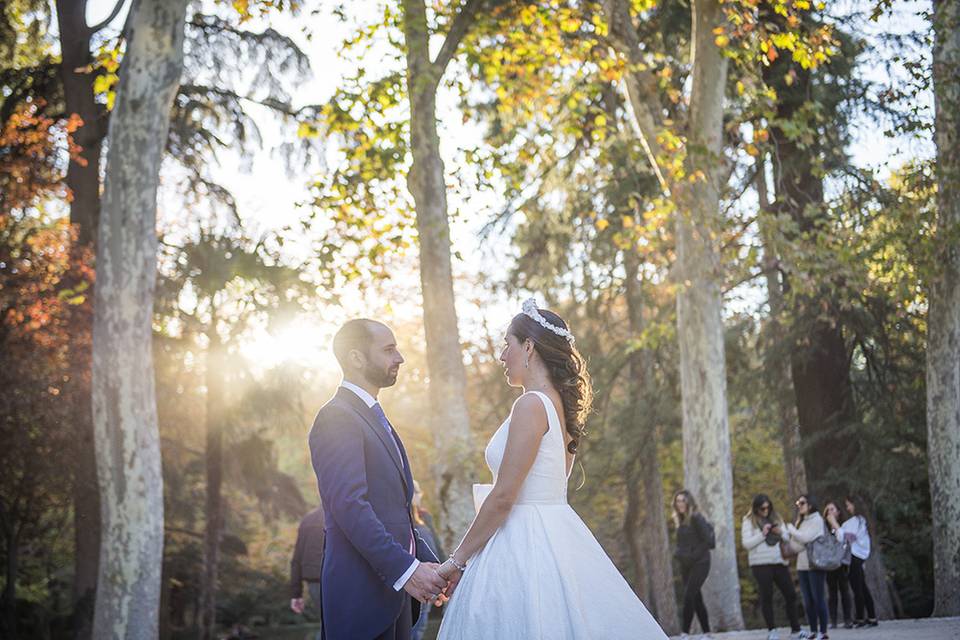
[258,616,960,639]
[668,617,960,640]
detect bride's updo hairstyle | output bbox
[508,305,592,454]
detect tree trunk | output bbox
[864,550,896,619]
[199,319,225,640]
[90,1,188,638]
[55,4,106,638]
[2,529,18,639]
[756,156,808,499]
[623,463,652,606]
[927,0,960,615]
[624,252,680,634]
[673,0,743,630]
[760,38,856,498]
[400,0,475,549]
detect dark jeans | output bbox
[680,556,711,633]
[798,569,829,634]
[848,555,877,621]
[751,564,801,632]
[826,565,852,626]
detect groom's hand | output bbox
[403,562,448,604]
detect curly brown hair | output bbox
[508,307,592,453]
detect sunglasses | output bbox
[760,504,771,510]
[796,500,808,506]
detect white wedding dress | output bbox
[437,391,669,640]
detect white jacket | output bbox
[787,512,825,571]
[835,515,871,560]
[741,517,790,566]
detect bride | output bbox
[434,300,669,639]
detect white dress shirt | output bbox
[339,381,419,591]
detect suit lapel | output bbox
[336,388,408,490]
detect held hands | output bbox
[437,557,464,600]
[762,523,772,535]
[403,562,449,605]
[290,598,304,614]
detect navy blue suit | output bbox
[309,387,438,640]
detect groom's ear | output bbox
[347,347,367,370]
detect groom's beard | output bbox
[363,363,399,388]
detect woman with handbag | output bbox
[786,495,830,639]
[832,497,878,628]
[741,495,802,640]
[822,502,853,629]
[672,490,714,639]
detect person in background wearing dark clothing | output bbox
[411,482,444,640]
[741,494,802,640]
[290,505,325,635]
[672,490,714,640]
[822,502,853,629]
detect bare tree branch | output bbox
[432,0,486,77]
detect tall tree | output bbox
[603,0,743,627]
[54,3,119,636]
[399,0,485,545]
[90,0,189,637]
[755,159,807,499]
[927,0,960,616]
[624,251,680,635]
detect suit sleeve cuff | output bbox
[393,559,419,591]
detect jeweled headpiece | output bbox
[521,298,575,345]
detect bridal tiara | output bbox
[521,298,576,345]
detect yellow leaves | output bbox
[594,114,607,128]
[560,16,581,34]
[622,215,635,228]
[520,6,537,26]
[715,34,730,48]
[297,122,320,139]
[596,218,610,231]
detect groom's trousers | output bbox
[372,597,413,640]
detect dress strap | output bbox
[526,391,560,433]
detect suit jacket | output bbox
[290,506,325,598]
[309,387,437,640]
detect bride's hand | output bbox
[436,558,464,600]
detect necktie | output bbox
[370,402,403,463]
[371,403,415,555]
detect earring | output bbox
[524,354,529,369]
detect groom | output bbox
[309,319,448,640]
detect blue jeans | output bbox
[411,602,431,640]
[798,569,829,634]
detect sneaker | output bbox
[843,621,854,629]
[767,631,780,640]
[853,620,867,628]
[866,619,879,627]
[818,633,830,640]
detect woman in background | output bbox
[831,496,878,628]
[822,501,853,629]
[673,490,714,639]
[742,494,801,640]
[786,495,829,640]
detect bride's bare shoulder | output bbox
[508,393,548,435]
